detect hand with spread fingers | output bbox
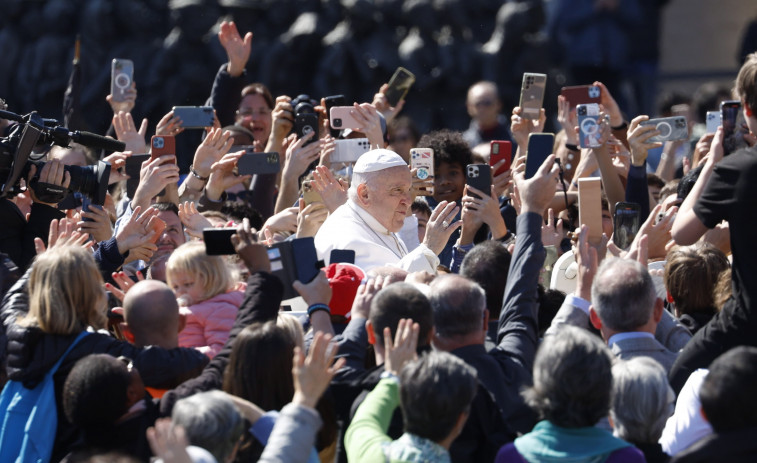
[422,200,461,254]
[384,318,420,376]
[155,110,185,137]
[292,331,346,409]
[231,218,270,274]
[113,111,148,154]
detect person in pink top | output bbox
[166,241,245,358]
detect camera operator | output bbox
[0,160,68,271]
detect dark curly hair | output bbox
[418,129,473,171]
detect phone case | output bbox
[148,216,166,244]
[613,202,641,250]
[705,111,721,134]
[302,180,323,205]
[465,164,492,198]
[721,100,749,156]
[295,113,319,145]
[526,133,554,179]
[560,85,601,108]
[331,138,371,163]
[111,59,134,102]
[237,152,280,175]
[577,103,602,148]
[489,140,512,176]
[639,116,688,143]
[171,106,215,129]
[410,148,434,196]
[203,228,237,256]
[329,106,361,130]
[267,237,321,300]
[578,178,603,245]
[330,249,356,265]
[324,95,347,136]
[151,135,176,159]
[384,67,416,107]
[519,73,547,120]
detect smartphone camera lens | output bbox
[153,137,164,149]
[333,118,342,128]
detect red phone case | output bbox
[489,141,512,176]
[150,135,176,161]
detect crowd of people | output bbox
[1,9,757,463]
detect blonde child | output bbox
[166,241,245,358]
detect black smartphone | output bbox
[237,151,281,175]
[526,133,555,179]
[203,228,237,256]
[721,100,749,156]
[384,67,416,107]
[81,196,102,223]
[57,192,83,211]
[324,95,347,137]
[330,249,356,265]
[267,237,322,300]
[465,164,492,199]
[294,113,319,146]
[613,202,641,250]
[171,106,215,129]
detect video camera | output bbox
[0,109,125,205]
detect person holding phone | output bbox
[669,52,757,392]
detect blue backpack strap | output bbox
[48,330,90,376]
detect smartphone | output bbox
[489,140,512,176]
[203,228,237,256]
[639,116,688,143]
[410,148,434,196]
[123,154,149,198]
[237,151,281,175]
[171,106,215,129]
[331,138,371,163]
[330,249,356,265]
[705,111,721,134]
[613,202,641,250]
[294,113,319,146]
[526,133,554,179]
[81,196,102,223]
[519,72,547,120]
[110,58,134,102]
[465,164,492,199]
[324,95,347,137]
[151,135,176,160]
[302,180,323,205]
[267,237,322,300]
[721,100,749,156]
[148,216,166,244]
[577,103,602,148]
[329,106,361,130]
[560,85,601,108]
[384,67,416,107]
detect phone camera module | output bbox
[467,166,479,178]
[588,86,600,98]
[153,137,164,149]
[333,118,342,128]
[578,106,587,116]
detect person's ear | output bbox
[356,183,370,206]
[366,319,376,345]
[589,306,602,330]
[653,297,664,323]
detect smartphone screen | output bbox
[384,67,416,107]
[613,202,641,250]
[203,228,237,255]
[721,100,749,156]
[526,133,554,179]
[489,140,512,176]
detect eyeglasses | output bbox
[236,108,271,118]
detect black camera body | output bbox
[0,110,121,205]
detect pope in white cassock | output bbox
[315,149,461,273]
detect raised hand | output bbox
[542,208,564,249]
[191,127,234,180]
[155,110,185,137]
[350,103,384,149]
[510,106,546,148]
[283,132,322,180]
[115,205,159,257]
[513,153,559,215]
[269,96,294,144]
[296,199,329,238]
[312,165,348,212]
[102,151,131,184]
[627,115,662,167]
[132,156,180,211]
[231,218,270,274]
[178,201,214,239]
[422,200,462,254]
[218,20,253,78]
[205,150,250,202]
[78,205,113,243]
[105,270,146,303]
[594,81,624,128]
[372,83,405,123]
[384,318,420,376]
[106,81,137,115]
[572,224,598,301]
[292,331,345,408]
[113,111,148,154]
[34,217,89,254]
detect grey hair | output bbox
[428,274,487,338]
[171,391,245,463]
[524,326,614,428]
[400,351,478,443]
[347,169,382,202]
[591,258,657,332]
[610,357,675,443]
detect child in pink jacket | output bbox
[166,241,244,358]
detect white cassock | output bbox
[315,200,439,273]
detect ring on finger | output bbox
[442,220,450,229]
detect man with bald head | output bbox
[315,149,458,273]
[122,280,181,349]
[463,81,512,149]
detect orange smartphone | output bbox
[150,135,176,162]
[489,140,512,177]
[148,216,166,243]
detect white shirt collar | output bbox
[348,199,390,235]
[607,331,655,348]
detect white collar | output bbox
[607,331,654,348]
[348,200,390,235]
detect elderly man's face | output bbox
[366,166,413,233]
[155,210,185,258]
